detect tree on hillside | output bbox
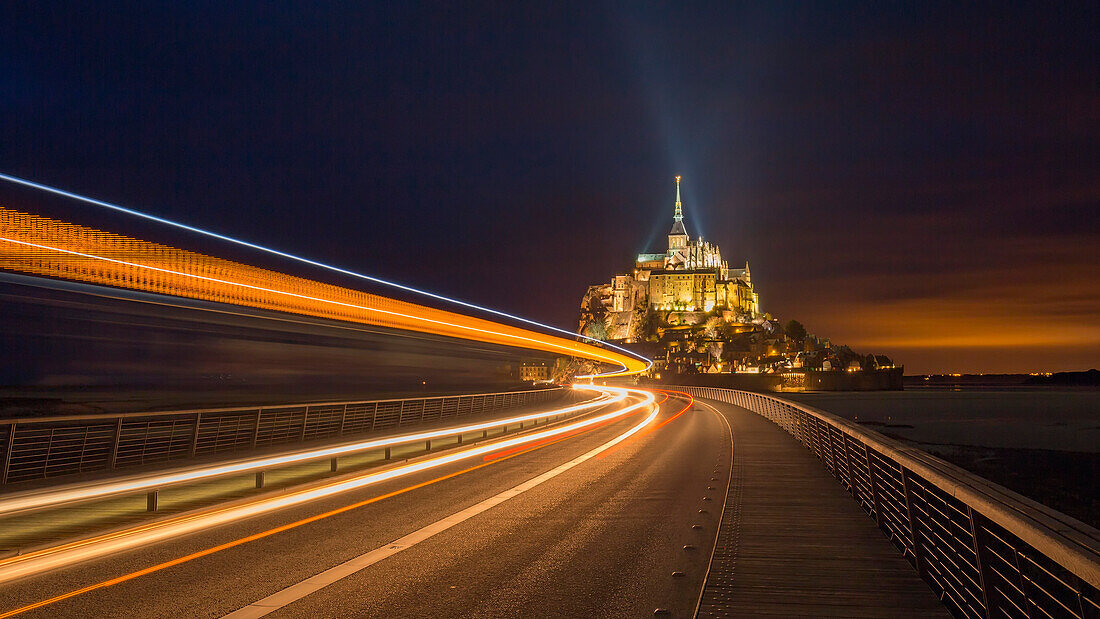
[785,319,808,342]
[583,316,609,341]
[578,289,608,340]
[630,304,658,342]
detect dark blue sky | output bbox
[1,2,1097,372]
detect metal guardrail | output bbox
[679,386,1100,619]
[0,388,564,487]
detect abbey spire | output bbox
[668,175,688,246]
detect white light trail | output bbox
[225,397,662,618]
[0,173,652,376]
[0,385,656,583]
[0,391,619,516]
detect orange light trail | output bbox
[0,207,646,376]
[0,392,617,516]
[0,386,653,584]
[0,432,570,618]
[0,386,658,618]
[596,390,693,459]
[480,398,653,462]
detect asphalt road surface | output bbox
[1,390,730,618]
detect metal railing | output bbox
[0,388,564,487]
[679,386,1100,619]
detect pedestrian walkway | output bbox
[697,398,949,617]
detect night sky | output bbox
[2,3,1097,374]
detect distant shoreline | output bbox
[905,369,1100,388]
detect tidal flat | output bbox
[783,388,1100,527]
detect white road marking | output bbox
[222,401,660,618]
[0,387,648,584]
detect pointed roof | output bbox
[669,175,688,236]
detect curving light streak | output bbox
[0,385,656,583]
[0,173,651,377]
[0,207,646,375]
[0,391,618,516]
[0,235,636,373]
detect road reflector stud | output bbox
[692,524,703,530]
[672,571,686,577]
[683,545,696,550]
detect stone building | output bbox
[578,177,761,341]
[636,177,759,314]
[519,361,550,382]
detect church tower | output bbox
[667,175,689,251]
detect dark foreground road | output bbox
[1,391,730,618]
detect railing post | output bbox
[864,444,886,530]
[844,437,859,501]
[147,490,159,512]
[251,409,263,449]
[330,457,338,473]
[300,408,310,441]
[189,413,202,458]
[827,426,838,476]
[106,417,124,469]
[901,468,928,579]
[384,447,391,460]
[255,471,266,488]
[967,507,995,619]
[1,423,15,484]
[338,404,348,436]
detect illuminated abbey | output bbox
[580,177,760,342]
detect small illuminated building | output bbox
[519,361,550,382]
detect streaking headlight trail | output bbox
[0,391,619,516]
[0,385,656,584]
[0,207,647,376]
[0,172,651,377]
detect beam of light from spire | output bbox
[0,172,651,376]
